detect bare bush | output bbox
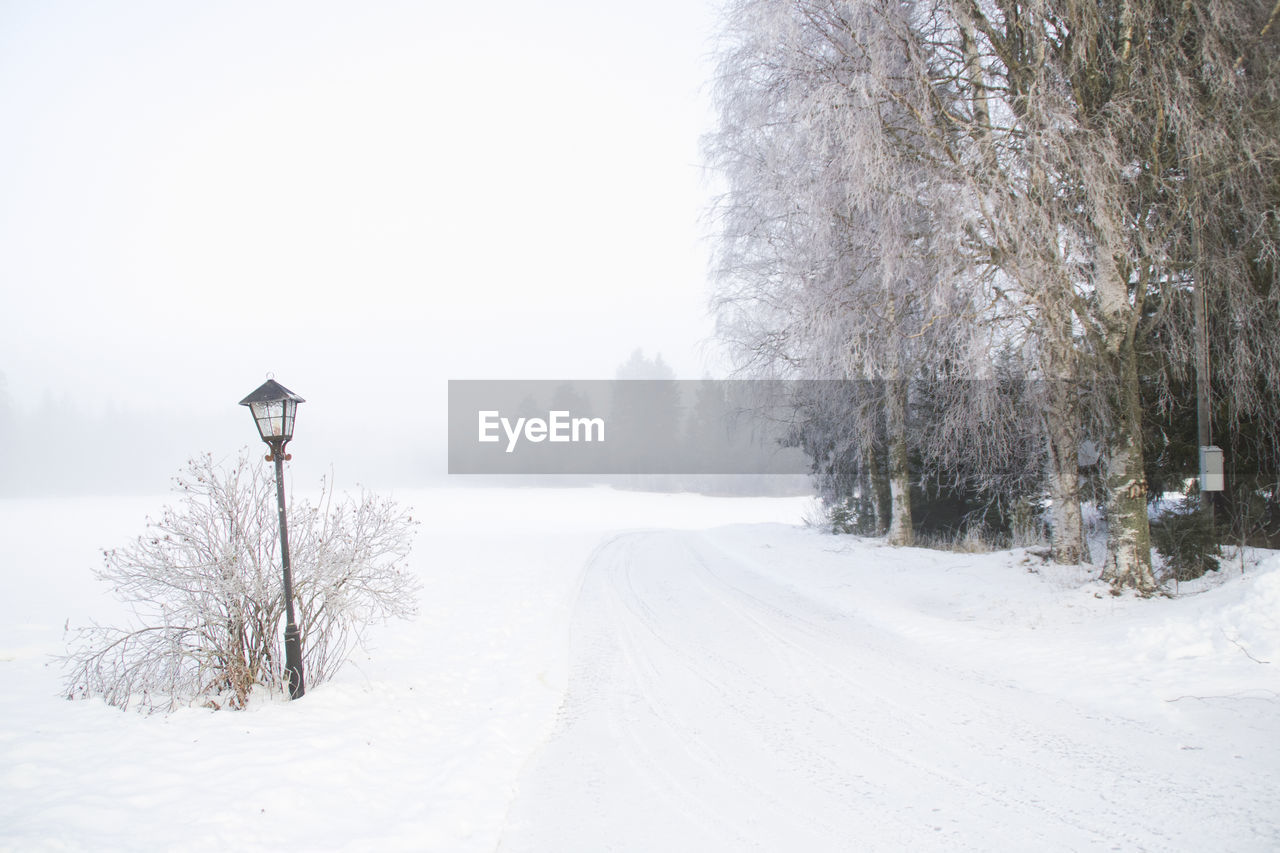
[62,451,420,712]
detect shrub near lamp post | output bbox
[239,378,307,700]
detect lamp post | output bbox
[239,378,306,700]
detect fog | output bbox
[0,0,727,494]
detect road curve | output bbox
[498,528,1275,852]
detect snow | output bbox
[2,488,1278,851]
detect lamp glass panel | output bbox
[250,400,295,440]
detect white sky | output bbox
[0,0,726,436]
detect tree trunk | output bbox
[1041,315,1089,564]
[1102,332,1158,594]
[867,438,892,536]
[1044,404,1088,563]
[1091,193,1159,592]
[885,377,913,546]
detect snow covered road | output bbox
[500,527,1280,852]
[3,489,1277,851]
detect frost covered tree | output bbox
[977,0,1280,590]
[63,451,420,712]
[707,0,1280,592]
[708,0,981,546]
[708,0,1066,550]
[1098,0,1280,539]
[906,0,1279,584]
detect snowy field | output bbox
[2,487,1278,851]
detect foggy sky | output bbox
[0,0,727,493]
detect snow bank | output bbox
[1132,555,1280,667]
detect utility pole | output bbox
[1193,228,1221,524]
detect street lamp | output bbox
[239,378,306,700]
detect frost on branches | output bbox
[62,451,421,712]
[706,0,1280,592]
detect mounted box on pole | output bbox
[1199,445,1224,492]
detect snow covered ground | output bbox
[2,487,1278,851]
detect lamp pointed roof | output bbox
[239,379,305,406]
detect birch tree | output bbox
[709,0,976,546]
[708,0,1280,589]
[1037,0,1279,588]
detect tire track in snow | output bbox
[499,529,1268,852]
[687,530,1280,851]
[679,534,1164,850]
[626,534,1092,851]
[601,534,908,849]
